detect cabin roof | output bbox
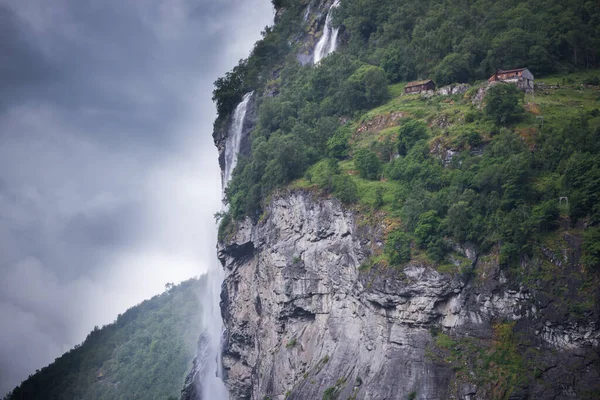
[497,68,529,74]
[405,79,434,88]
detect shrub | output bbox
[398,119,428,156]
[484,84,524,125]
[386,230,412,264]
[354,148,382,180]
[332,175,359,204]
[582,227,600,271]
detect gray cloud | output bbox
[0,0,273,395]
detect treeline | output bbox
[5,278,206,400]
[217,0,600,121]
[338,0,600,84]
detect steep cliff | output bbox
[184,0,600,399]
[218,192,599,399]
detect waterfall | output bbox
[303,3,311,22]
[201,92,253,400]
[313,0,341,64]
[222,92,253,189]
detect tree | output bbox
[582,227,600,271]
[386,229,412,264]
[332,175,359,204]
[432,52,472,85]
[484,84,524,125]
[381,43,416,83]
[414,210,442,249]
[398,119,428,156]
[354,148,382,180]
[327,126,352,159]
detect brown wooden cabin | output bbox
[488,68,534,92]
[404,79,436,94]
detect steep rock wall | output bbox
[217,191,599,400]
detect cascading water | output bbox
[313,0,341,64]
[201,91,253,400]
[303,3,312,22]
[222,92,253,188]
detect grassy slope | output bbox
[295,71,600,209]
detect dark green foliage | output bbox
[386,230,412,264]
[484,84,524,125]
[332,175,359,205]
[354,148,382,180]
[322,387,338,400]
[337,0,600,81]
[398,119,429,156]
[5,279,206,400]
[327,126,352,159]
[381,44,416,83]
[582,227,600,271]
[340,65,389,112]
[432,53,472,86]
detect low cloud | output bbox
[0,0,273,395]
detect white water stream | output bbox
[201,91,253,399]
[313,0,341,64]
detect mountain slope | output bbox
[5,278,206,400]
[202,0,600,399]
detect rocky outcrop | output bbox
[295,0,342,65]
[217,191,600,400]
[180,333,211,400]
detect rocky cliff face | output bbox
[183,2,600,399]
[217,191,599,400]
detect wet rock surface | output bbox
[217,191,599,400]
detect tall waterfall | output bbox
[222,92,253,188]
[201,91,253,400]
[313,0,341,64]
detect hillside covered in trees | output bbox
[217,0,600,273]
[4,278,206,400]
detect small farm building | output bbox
[404,79,436,94]
[488,68,534,92]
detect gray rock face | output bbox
[180,333,211,400]
[295,0,342,65]
[436,83,471,96]
[217,191,600,400]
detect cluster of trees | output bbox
[337,0,600,84]
[360,102,600,266]
[5,278,206,400]
[224,53,389,219]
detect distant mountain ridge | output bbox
[4,277,206,400]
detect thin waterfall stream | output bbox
[313,0,341,64]
[201,91,253,399]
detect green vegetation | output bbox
[431,323,528,400]
[215,0,600,277]
[484,85,524,125]
[5,278,206,400]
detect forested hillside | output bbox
[218,0,600,272]
[4,278,206,400]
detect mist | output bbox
[0,0,273,395]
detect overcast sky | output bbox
[0,0,273,395]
